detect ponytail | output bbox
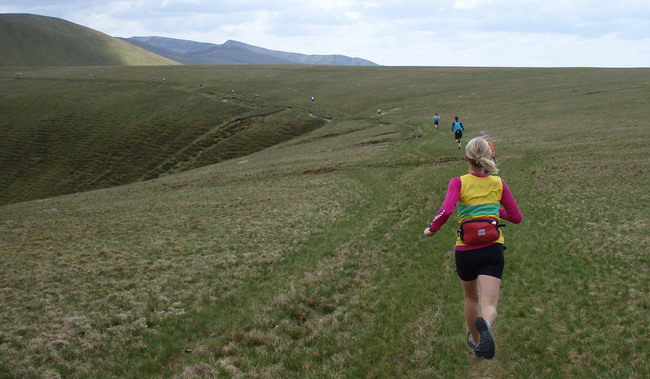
[465,137,499,175]
[477,156,499,175]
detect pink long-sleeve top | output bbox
[429,173,523,251]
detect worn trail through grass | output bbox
[119,164,442,377]
[127,124,498,378]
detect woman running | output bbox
[423,137,522,359]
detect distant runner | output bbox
[433,113,440,130]
[452,116,465,149]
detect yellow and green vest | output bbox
[456,174,504,246]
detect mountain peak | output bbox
[125,37,379,66]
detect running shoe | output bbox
[467,332,482,357]
[475,317,495,359]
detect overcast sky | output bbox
[3,0,650,67]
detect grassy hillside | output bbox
[0,14,179,66]
[0,66,649,378]
[0,66,325,205]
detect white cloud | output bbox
[160,0,203,6]
[304,0,357,11]
[453,0,496,10]
[342,11,362,21]
[361,2,381,10]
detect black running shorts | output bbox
[455,243,505,281]
[454,130,463,140]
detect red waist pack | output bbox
[457,218,505,245]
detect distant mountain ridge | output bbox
[0,14,179,67]
[123,36,379,66]
[0,14,378,67]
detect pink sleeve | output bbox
[429,177,461,232]
[499,179,523,224]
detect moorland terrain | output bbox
[1,64,649,377]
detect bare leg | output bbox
[478,274,501,326]
[461,279,480,344]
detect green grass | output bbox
[0,65,649,378]
[0,14,178,66]
[0,68,326,205]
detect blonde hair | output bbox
[466,137,499,175]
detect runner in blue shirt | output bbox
[452,116,465,149]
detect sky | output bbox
[2,0,650,67]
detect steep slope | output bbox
[0,68,325,205]
[0,14,179,66]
